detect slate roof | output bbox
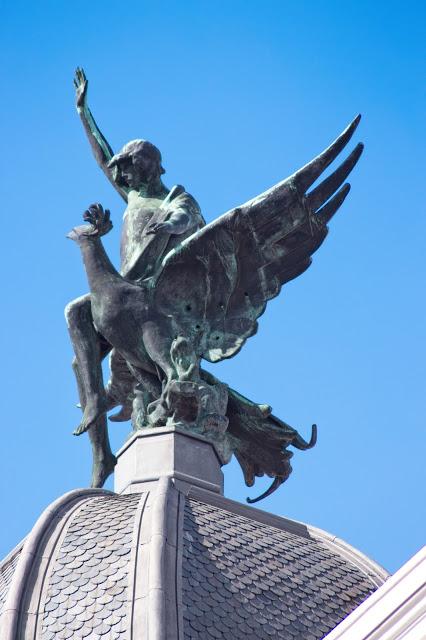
[0,542,23,616]
[182,497,380,639]
[0,482,388,639]
[40,493,140,639]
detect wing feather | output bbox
[154,116,363,362]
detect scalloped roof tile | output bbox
[0,481,388,639]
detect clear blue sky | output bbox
[0,1,424,574]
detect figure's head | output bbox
[108,139,165,190]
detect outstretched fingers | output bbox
[74,68,88,108]
[74,66,86,85]
[80,203,112,236]
[83,202,104,224]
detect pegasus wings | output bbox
[154,115,363,362]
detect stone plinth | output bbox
[114,426,224,495]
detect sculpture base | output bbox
[114,426,224,495]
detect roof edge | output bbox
[0,538,26,575]
[306,524,389,587]
[0,488,112,640]
[186,485,312,539]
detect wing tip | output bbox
[317,182,351,224]
[345,113,362,139]
[350,113,362,130]
[296,113,363,192]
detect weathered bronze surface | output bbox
[67,68,363,501]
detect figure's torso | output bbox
[120,186,205,282]
[120,190,164,275]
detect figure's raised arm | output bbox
[74,68,128,202]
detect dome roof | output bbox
[0,428,388,639]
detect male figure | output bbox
[66,68,204,486]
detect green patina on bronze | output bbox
[67,68,363,501]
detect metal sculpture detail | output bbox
[67,68,363,501]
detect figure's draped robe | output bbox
[120,186,205,282]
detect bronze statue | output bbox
[67,68,363,501]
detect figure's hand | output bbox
[67,204,112,244]
[82,203,113,237]
[74,67,88,109]
[146,210,193,236]
[145,221,173,236]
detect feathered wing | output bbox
[201,370,317,504]
[153,116,363,500]
[227,394,317,504]
[154,115,363,363]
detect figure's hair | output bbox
[108,139,166,179]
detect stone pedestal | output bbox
[114,426,224,495]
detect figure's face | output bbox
[113,157,135,188]
[113,152,159,190]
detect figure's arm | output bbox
[146,208,196,236]
[74,68,128,203]
[146,191,204,236]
